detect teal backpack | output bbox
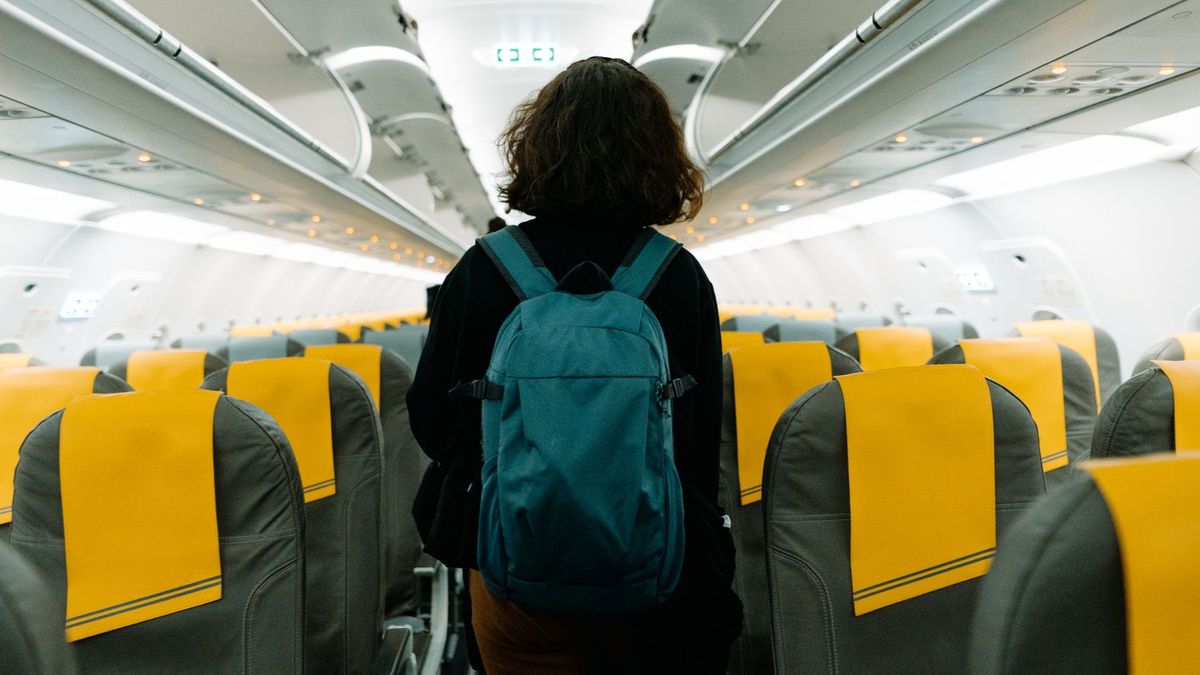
[454,226,691,614]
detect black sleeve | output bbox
[406,246,514,464]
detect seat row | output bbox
[229,309,428,341]
[716,319,1200,674]
[0,341,430,673]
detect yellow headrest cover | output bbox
[961,338,1068,472]
[227,358,336,502]
[337,324,363,342]
[126,350,209,392]
[1152,360,1200,450]
[721,331,765,353]
[854,327,934,371]
[60,390,222,641]
[0,367,100,525]
[1087,453,1200,674]
[305,344,383,409]
[229,325,274,338]
[0,353,34,371]
[1016,320,1100,406]
[838,365,996,615]
[730,342,833,505]
[1171,332,1200,360]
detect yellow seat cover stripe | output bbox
[229,325,273,338]
[1087,453,1200,675]
[838,365,996,615]
[961,338,1069,472]
[227,359,336,502]
[721,331,765,353]
[0,353,33,371]
[855,327,934,371]
[1171,332,1200,360]
[338,324,364,342]
[126,350,209,392]
[0,367,100,525]
[305,344,383,409]
[60,390,222,641]
[731,342,833,505]
[1152,360,1200,450]
[1016,320,1100,406]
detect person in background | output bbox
[408,56,741,674]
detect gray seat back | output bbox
[969,476,1125,674]
[363,326,426,370]
[903,314,979,342]
[719,345,861,675]
[720,314,779,333]
[171,335,229,354]
[930,343,1097,487]
[221,336,304,363]
[1007,320,1122,404]
[204,362,383,672]
[1131,335,1193,375]
[764,376,1044,674]
[765,319,837,345]
[11,395,305,674]
[79,341,158,368]
[301,345,424,618]
[0,541,78,674]
[833,312,890,339]
[290,328,350,347]
[1091,366,1182,459]
[108,352,228,388]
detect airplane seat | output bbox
[718,342,861,675]
[720,314,779,333]
[0,367,131,537]
[1008,319,1121,405]
[970,453,1200,674]
[833,312,892,340]
[10,390,305,673]
[1131,331,1200,375]
[203,358,383,672]
[765,365,1044,674]
[902,314,980,342]
[764,319,838,345]
[721,330,771,352]
[362,325,427,370]
[0,353,46,369]
[171,335,229,355]
[930,338,1097,486]
[108,350,228,391]
[290,328,352,347]
[0,541,78,674]
[835,326,951,370]
[1091,360,1200,459]
[303,343,423,618]
[78,341,158,369]
[219,335,304,363]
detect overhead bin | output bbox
[0,0,467,259]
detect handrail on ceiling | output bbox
[689,0,927,167]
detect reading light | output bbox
[793,178,806,187]
[344,226,355,235]
[193,197,205,206]
[849,179,861,188]
[739,202,750,211]
[137,152,153,163]
[894,134,909,144]
[685,226,695,234]
[250,193,263,202]
[56,160,71,168]
[707,216,718,225]
[1051,64,1068,75]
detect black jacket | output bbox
[406,217,742,666]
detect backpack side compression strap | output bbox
[478,227,557,301]
[612,228,682,301]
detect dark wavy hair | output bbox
[498,56,704,226]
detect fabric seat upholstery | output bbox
[10,394,306,674]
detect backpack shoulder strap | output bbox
[612,228,683,301]
[477,226,557,301]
